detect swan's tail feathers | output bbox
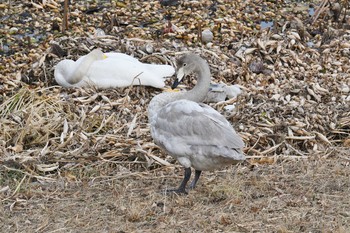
[149,64,175,78]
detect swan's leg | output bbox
[189,170,202,189]
[166,167,191,194]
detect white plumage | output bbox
[54,49,175,89]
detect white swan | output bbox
[54,49,175,89]
[148,53,245,194]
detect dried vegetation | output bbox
[0,0,350,232]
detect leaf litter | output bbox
[0,0,350,232]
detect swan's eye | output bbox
[183,63,187,67]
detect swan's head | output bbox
[172,53,204,89]
[55,49,106,86]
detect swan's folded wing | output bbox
[151,99,244,152]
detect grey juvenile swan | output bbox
[148,53,245,194]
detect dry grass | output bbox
[1,0,350,232]
[1,158,350,232]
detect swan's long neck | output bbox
[148,57,211,120]
[182,58,211,103]
[68,55,97,84]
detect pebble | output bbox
[201,29,213,43]
[341,84,349,93]
[9,27,18,34]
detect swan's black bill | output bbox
[171,79,181,89]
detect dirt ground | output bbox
[1,154,350,232]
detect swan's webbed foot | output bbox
[162,168,203,194]
[165,187,188,195]
[163,167,191,195]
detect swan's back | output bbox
[105,53,175,78]
[151,99,245,171]
[87,57,174,88]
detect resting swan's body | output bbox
[148,53,245,194]
[54,49,175,89]
[205,83,242,103]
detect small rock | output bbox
[341,84,349,93]
[201,29,213,43]
[159,0,180,6]
[9,27,18,34]
[50,44,66,57]
[94,28,106,37]
[224,104,236,111]
[206,42,213,48]
[331,3,341,21]
[143,43,154,54]
[306,41,315,48]
[249,60,265,74]
[271,94,281,101]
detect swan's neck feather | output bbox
[148,57,211,120]
[68,54,99,84]
[184,60,211,103]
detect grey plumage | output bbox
[148,53,245,194]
